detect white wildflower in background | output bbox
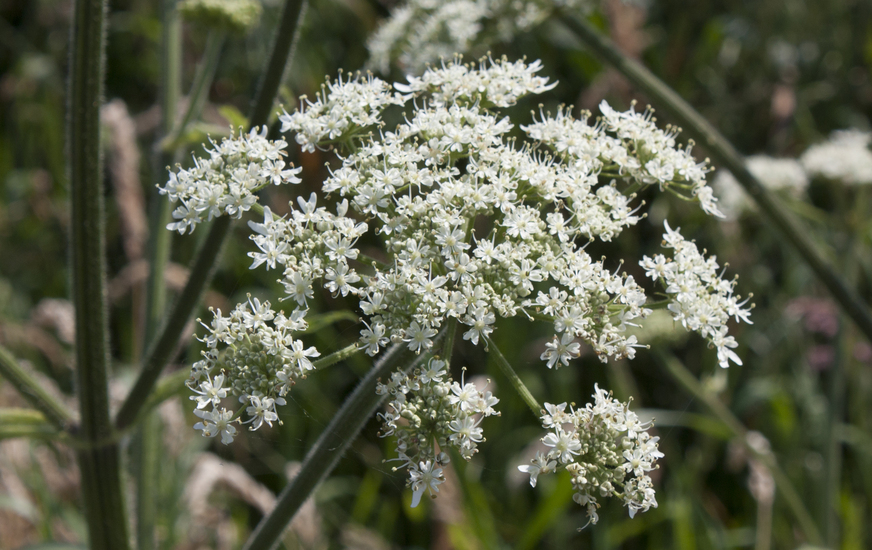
[800,129,872,185]
[518,386,662,524]
[186,296,319,444]
[712,155,808,219]
[159,127,301,234]
[376,359,499,507]
[367,0,593,74]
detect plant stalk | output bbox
[484,335,542,417]
[67,0,130,546]
[560,13,872,344]
[241,341,432,550]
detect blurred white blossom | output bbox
[712,155,808,219]
[800,129,872,185]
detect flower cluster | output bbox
[518,386,662,524]
[160,127,301,234]
[187,297,320,444]
[278,73,405,153]
[367,0,592,74]
[641,223,753,368]
[712,155,808,219]
[243,57,740,370]
[376,358,499,507]
[800,129,872,186]
[525,102,721,217]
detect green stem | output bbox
[560,13,872,344]
[67,0,129,547]
[241,341,433,550]
[483,335,541,416]
[0,345,74,430]
[653,350,823,545]
[441,317,458,369]
[114,0,308,432]
[137,3,182,548]
[248,0,307,129]
[0,408,63,441]
[311,343,361,371]
[162,30,226,150]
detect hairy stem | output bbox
[560,13,872,344]
[654,350,823,545]
[67,0,130,546]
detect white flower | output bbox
[193,407,238,444]
[409,461,445,508]
[518,451,557,488]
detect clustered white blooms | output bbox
[518,386,662,524]
[366,0,592,74]
[642,222,752,368]
[165,57,749,521]
[187,297,319,443]
[800,129,872,185]
[712,155,808,219]
[159,127,301,234]
[376,358,499,507]
[279,72,405,153]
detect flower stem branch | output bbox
[0,345,74,430]
[483,335,541,416]
[560,13,872,344]
[653,350,823,545]
[67,0,130,546]
[242,340,434,550]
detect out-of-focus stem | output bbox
[561,13,872,344]
[0,346,74,430]
[484,335,541,416]
[0,408,64,441]
[654,350,823,545]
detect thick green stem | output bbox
[114,0,308,432]
[241,341,431,550]
[67,0,130,547]
[0,345,74,430]
[560,14,872,344]
[653,350,823,545]
[483,335,541,417]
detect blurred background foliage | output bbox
[1,0,871,548]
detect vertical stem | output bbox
[241,342,435,550]
[136,2,181,548]
[560,13,872,344]
[67,0,130,547]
